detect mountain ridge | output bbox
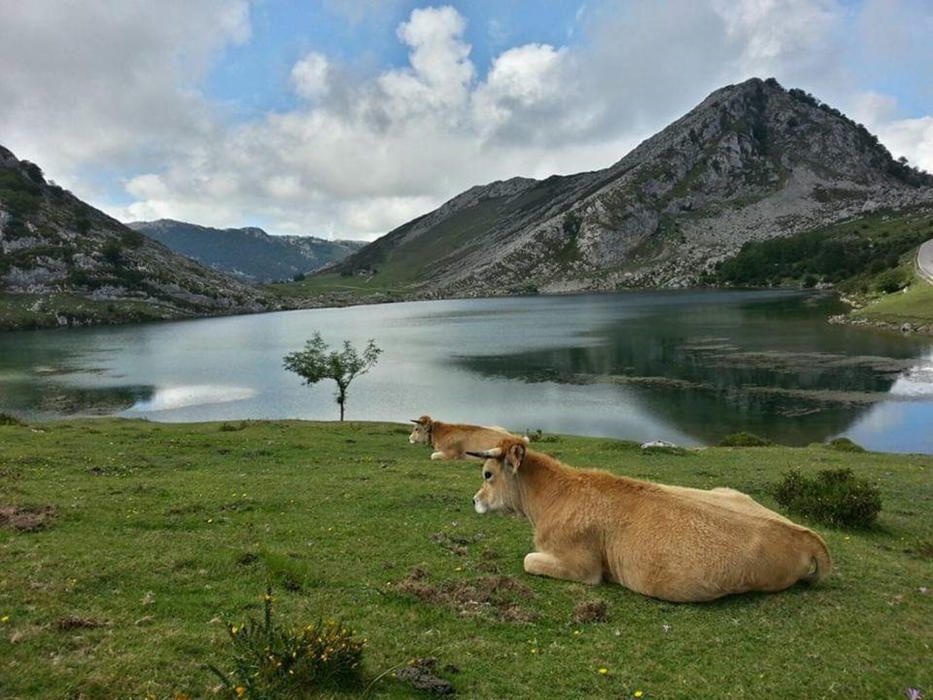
[318,77,933,299]
[0,146,275,330]
[128,219,364,282]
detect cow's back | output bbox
[434,424,519,457]
[599,482,826,601]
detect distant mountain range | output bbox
[0,145,275,330]
[316,77,933,300]
[128,219,365,282]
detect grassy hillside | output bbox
[0,292,203,332]
[1,420,930,698]
[129,220,364,283]
[851,274,933,328]
[713,207,933,292]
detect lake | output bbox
[1,289,932,453]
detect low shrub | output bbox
[0,413,24,426]
[209,588,365,699]
[774,468,881,528]
[719,431,773,447]
[526,429,559,443]
[826,437,866,453]
[874,268,909,294]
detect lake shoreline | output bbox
[2,284,841,333]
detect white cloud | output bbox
[291,52,331,99]
[853,93,933,172]
[0,0,250,199]
[1,1,931,240]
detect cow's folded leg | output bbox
[430,450,449,460]
[523,551,601,585]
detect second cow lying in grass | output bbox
[468,437,832,603]
[408,415,527,461]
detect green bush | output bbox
[209,588,365,699]
[874,268,908,294]
[719,431,773,447]
[826,437,866,453]
[121,229,145,249]
[101,240,123,267]
[774,468,881,528]
[0,413,24,426]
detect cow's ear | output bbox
[506,442,526,472]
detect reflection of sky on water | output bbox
[128,385,257,412]
[840,351,933,453]
[1,290,931,452]
[886,353,933,397]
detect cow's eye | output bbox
[483,470,493,480]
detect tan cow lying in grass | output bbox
[468,437,832,603]
[408,415,528,461]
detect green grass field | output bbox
[852,274,933,328]
[1,420,931,698]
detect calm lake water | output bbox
[2,289,932,453]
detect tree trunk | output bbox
[338,385,346,422]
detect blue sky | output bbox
[1,1,931,238]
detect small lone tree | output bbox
[283,333,382,421]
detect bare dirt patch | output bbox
[55,616,105,631]
[396,657,455,695]
[0,504,56,532]
[395,568,536,623]
[429,531,485,556]
[571,599,609,624]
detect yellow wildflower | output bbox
[598,668,608,675]
[1,615,9,623]
[235,687,246,697]
[634,692,644,698]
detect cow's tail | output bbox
[803,532,833,584]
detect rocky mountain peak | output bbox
[323,78,933,296]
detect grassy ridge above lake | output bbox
[1,420,931,698]
[848,273,933,331]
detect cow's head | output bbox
[408,415,433,444]
[466,437,526,514]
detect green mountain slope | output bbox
[128,219,364,282]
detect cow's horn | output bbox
[467,447,502,457]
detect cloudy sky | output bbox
[1,0,931,240]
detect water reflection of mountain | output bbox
[457,295,932,446]
[0,380,155,417]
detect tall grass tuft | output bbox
[208,588,365,699]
